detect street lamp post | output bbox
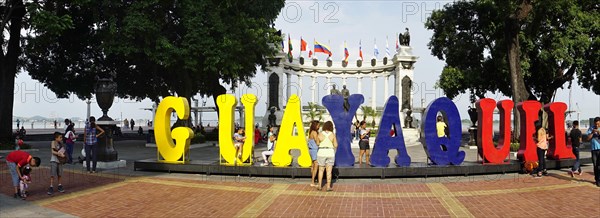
[86,98,91,121]
[200,94,208,126]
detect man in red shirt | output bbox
[5,150,41,198]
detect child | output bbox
[233,128,246,165]
[48,132,66,195]
[19,166,32,199]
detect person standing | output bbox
[569,121,583,177]
[436,115,447,138]
[316,121,337,191]
[5,150,41,198]
[307,121,320,187]
[84,116,105,173]
[64,123,77,164]
[533,122,548,177]
[123,118,129,130]
[16,119,20,129]
[130,119,135,131]
[254,124,261,145]
[586,117,600,187]
[358,121,371,165]
[19,127,27,140]
[48,132,66,195]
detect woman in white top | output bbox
[316,121,338,191]
[261,125,276,166]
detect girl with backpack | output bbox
[64,123,77,164]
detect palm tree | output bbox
[304,102,324,124]
[360,106,380,128]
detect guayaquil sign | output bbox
[153,94,574,167]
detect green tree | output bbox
[360,106,379,128]
[1,0,76,142]
[304,102,324,123]
[1,0,285,141]
[426,0,599,138]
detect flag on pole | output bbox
[359,40,363,61]
[344,41,349,62]
[288,34,293,59]
[300,37,307,51]
[314,40,332,56]
[374,39,379,58]
[386,36,391,57]
[308,50,313,58]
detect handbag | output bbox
[54,144,68,164]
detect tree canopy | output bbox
[0,0,284,142]
[24,0,285,101]
[426,0,600,103]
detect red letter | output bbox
[544,102,575,159]
[517,101,542,162]
[477,99,513,164]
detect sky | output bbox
[12,0,600,126]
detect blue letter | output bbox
[422,97,465,165]
[322,94,364,167]
[371,96,411,167]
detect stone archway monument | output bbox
[263,38,418,127]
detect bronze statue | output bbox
[342,85,350,111]
[330,84,341,95]
[404,109,414,128]
[401,76,411,110]
[268,107,277,127]
[399,28,410,46]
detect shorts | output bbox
[234,143,242,148]
[359,140,370,150]
[317,155,335,166]
[309,148,318,161]
[7,161,19,187]
[50,161,63,177]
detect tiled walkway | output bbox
[2,164,598,217]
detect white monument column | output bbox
[357,77,363,94]
[286,72,292,100]
[343,77,347,86]
[371,74,377,109]
[384,75,389,100]
[393,46,419,126]
[297,74,303,96]
[311,75,316,103]
[327,76,332,93]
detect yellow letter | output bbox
[271,95,311,167]
[154,96,194,163]
[217,94,257,165]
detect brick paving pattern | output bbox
[2,170,595,217]
[2,140,599,218]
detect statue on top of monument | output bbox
[342,85,350,111]
[330,84,341,95]
[399,28,410,46]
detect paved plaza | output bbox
[1,138,599,217]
